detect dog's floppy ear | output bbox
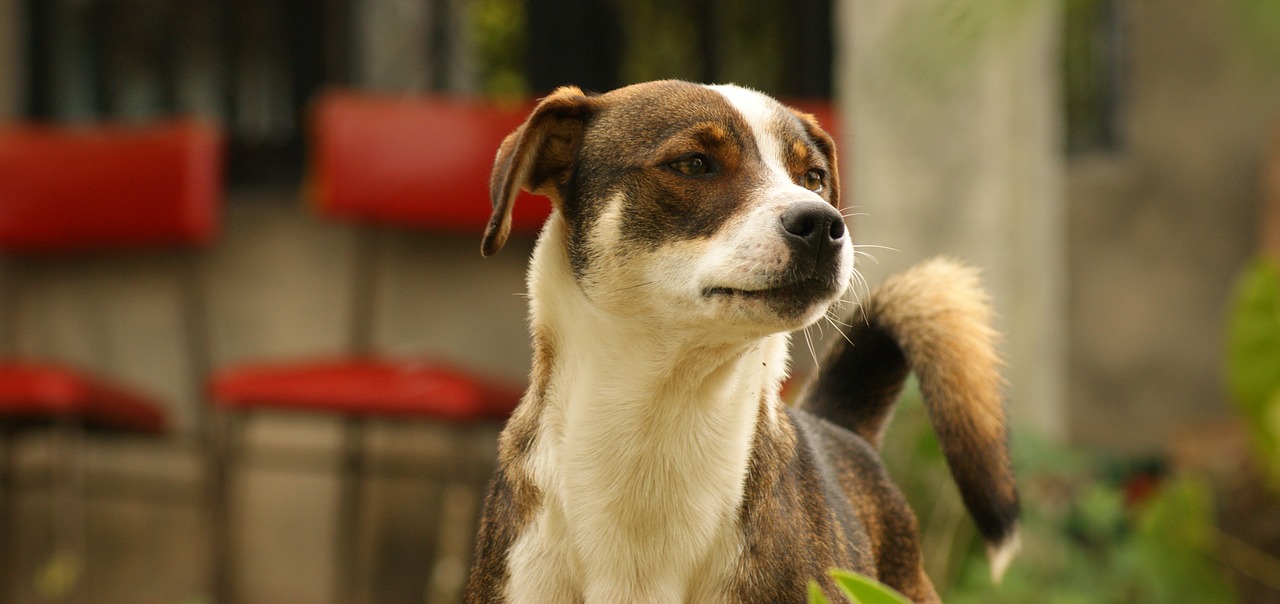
[790,109,841,210]
[483,86,597,256]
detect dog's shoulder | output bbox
[788,407,894,512]
[723,408,870,600]
[785,409,937,601]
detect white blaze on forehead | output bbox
[705,84,792,183]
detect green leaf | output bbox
[808,580,834,604]
[1071,483,1125,544]
[830,569,913,604]
[1226,258,1280,474]
[1131,478,1238,603]
[1269,390,1280,481]
[1227,260,1280,411]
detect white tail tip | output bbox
[987,529,1022,584]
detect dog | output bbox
[467,80,1019,603]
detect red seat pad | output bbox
[0,362,168,433]
[210,357,523,422]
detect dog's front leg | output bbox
[504,512,579,604]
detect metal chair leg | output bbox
[0,431,13,604]
[209,411,244,604]
[465,424,500,571]
[48,418,88,604]
[418,453,448,604]
[425,423,494,603]
[333,417,367,604]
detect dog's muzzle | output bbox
[701,200,847,319]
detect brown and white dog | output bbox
[468,80,1019,603]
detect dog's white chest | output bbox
[501,331,788,603]
[505,502,742,604]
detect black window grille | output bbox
[23,0,834,186]
[24,0,359,185]
[1063,0,1126,155]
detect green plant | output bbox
[1232,0,1280,71]
[868,382,1237,603]
[1226,258,1280,485]
[808,569,912,604]
[471,0,529,99]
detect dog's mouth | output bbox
[701,277,839,304]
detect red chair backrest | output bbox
[310,91,551,234]
[0,120,224,254]
[309,92,840,232]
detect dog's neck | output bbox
[517,216,792,600]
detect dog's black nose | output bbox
[780,201,846,261]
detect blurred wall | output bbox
[1067,1,1280,453]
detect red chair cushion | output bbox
[210,357,523,422]
[310,92,550,234]
[0,120,224,254]
[0,362,168,433]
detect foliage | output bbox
[808,569,912,604]
[471,0,529,99]
[945,474,1236,604]
[874,383,1237,603]
[614,0,705,86]
[615,0,791,93]
[1226,258,1280,485]
[1231,0,1280,71]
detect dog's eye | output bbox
[801,169,825,193]
[669,154,711,177]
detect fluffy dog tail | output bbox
[799,258,1021,581]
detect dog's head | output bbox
[485,80,852,336]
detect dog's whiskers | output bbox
[852,270,871,302]
[825,314,856,348]
[845,268,871,326]
[823,308,854,329]
[802,324,820,371]
[853,250,881,264]
[604,281,657,296]
[852,243,899,252]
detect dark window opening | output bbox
[23,0,835,187]
[1064,0,1126,155]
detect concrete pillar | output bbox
[354,0,479,93]
[355,0,435,91]
[836,0,1068,439]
